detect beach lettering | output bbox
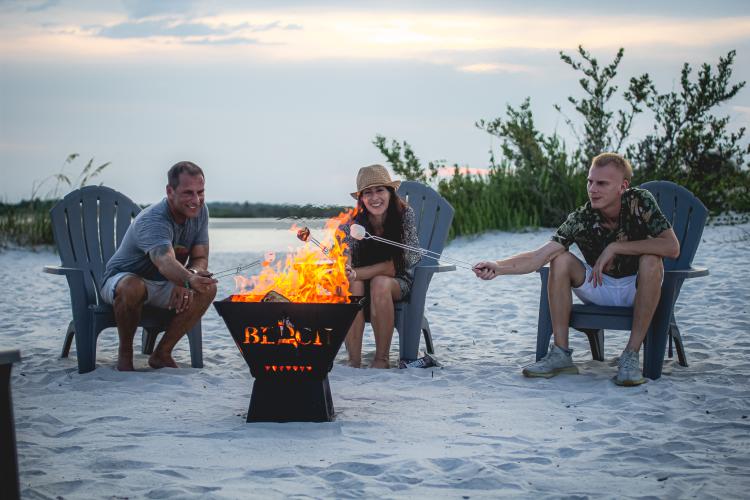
[243,321,331,349]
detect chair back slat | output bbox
[397,181,455,257]
[50,186,142,303]
[116,197,140,247]
[641,181,708,271]
[50,199,77,266]
[81,188,104,275]
[97,190,117,261]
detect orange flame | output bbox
[232,209,358,303]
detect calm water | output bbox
[208,217,327,253]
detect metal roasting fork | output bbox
[360,231,476,271]
[210,260,262,280]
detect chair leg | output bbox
[61,321,75,358]
[581,329,605,361]
[74,321,97,374]
[670,321,688,367]
[398,309,423,362]
[141,328,159,355]
[535,268,553,361]
[642,309,672,381]
[422,316,434,355]
[187,322,203,369]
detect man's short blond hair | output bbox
[591,152,633,181]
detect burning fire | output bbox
[231,209,357,303]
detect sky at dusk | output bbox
[1,0,749,205]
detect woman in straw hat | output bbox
[343,164,421,368]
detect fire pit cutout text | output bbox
[243,319,333,349]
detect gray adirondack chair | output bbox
[43,186,203,374]
[393,181,455,361]
[535,181,709,380]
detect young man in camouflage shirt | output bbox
[473,153,680,386]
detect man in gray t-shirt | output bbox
[100,161,217,371]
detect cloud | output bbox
[25,0,59,12]
[122,0,195,19]
[184,36,260,46]
[8,8,750,67]
[90,18,300,42]
[95,19,229,39]
[246,21,301,32]
[458,62,533,74]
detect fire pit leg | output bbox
[323,378,334,417]
[247,377,336,423]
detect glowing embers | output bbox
[265,365,313,372]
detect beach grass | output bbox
[0,200,55,247]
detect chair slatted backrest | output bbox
[50,186,141,303]
[641,181,708,271]
[397,181,455,258]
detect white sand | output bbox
[2,223,749,498]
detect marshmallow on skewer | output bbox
[296,226,329,254]
[349,223,366,241]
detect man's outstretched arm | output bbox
[473,241,567,280]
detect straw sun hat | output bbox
[350,164,401,199]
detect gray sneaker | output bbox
[522,344,579,378]
[614,349,647,386]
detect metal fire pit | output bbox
[214,296,365,423]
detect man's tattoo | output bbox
[149,244,172,260]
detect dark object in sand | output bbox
[399,353,439,369]
[0,350,21,500]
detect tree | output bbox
[627,50,750,212]
[557,45,651,165]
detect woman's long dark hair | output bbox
[354,186,409,272]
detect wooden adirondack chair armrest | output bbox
[665,267,709,279]
[43,264,84,276]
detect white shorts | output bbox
[100,272,175,309]
[573,262,637,307]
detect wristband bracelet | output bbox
[184,278,192,290]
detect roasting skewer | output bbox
[349,223,475,270]
[296,227,330,255]
[209,252,276,280]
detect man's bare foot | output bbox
[148,351,178,369]
[347,358,362,368]
[116,359,135,371]
[370,359,390,369]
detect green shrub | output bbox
[375,47,749,237]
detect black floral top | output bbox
[342,206,421,298]
[551,188,672,278]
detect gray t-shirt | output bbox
[102,198,209,283]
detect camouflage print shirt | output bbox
[551,188,672,278]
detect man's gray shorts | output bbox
[100,272,175,309]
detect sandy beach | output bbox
[2,221,749,499]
